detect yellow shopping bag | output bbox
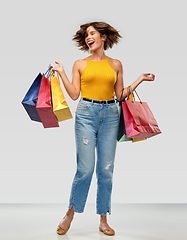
[50,70,73,122]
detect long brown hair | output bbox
[73,22,122,52]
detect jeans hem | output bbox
[96,209,111,215]
[68,204,84,213]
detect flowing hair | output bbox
[73,22,122,52]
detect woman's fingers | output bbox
[48,61,64,73]
[144,73,154,77]
[52,66,58,71]
[141,73,154,81]
[55,61,62,66]
[143,73,155,81]
[146,75,155,81]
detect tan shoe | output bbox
[56,225,70,235]
[99,226,115,236]
[56,215,71,235]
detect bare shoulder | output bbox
[73,59,86,67]
[73,58,87,75]
[109,57,123,73]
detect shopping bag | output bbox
[122,90,161,139]
[21,73,42,122]
[117,102,133,142]
[117,87,132,142]
[36,71,59,128]
[50,70,73,122]
[129,91,147,143]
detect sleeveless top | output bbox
[80,57,117,101]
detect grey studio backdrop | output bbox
[0,0,186,204]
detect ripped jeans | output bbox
[68,99,119,215]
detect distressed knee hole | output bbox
[105,164,111,170]
[83,138,89,145]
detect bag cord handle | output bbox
[119,87,132,103]
[119,88,125,103]
[119,86,142,104]
[44,66,53,77]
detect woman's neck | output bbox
[89,50,107,61]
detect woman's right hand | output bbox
[48,61,65,75]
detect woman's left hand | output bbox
[140,73,155,82]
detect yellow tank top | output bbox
[81,57,117,100]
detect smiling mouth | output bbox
[88,42,94,48]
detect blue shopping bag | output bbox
[21,73,43,122]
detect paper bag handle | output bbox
[129,85,142,103]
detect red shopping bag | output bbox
[122,90,161,139]
[36,73,59,128]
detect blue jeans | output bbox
[68,99,119,215]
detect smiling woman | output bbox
[50,21,155,236]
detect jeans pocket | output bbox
[76,101,93,111]
[108,103,119,113]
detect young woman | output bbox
[51,22,155,236]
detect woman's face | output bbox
[85,26,106,51]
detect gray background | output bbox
[0,0,186,204]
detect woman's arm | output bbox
[114,60,155,101]
[51,60,81,101]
